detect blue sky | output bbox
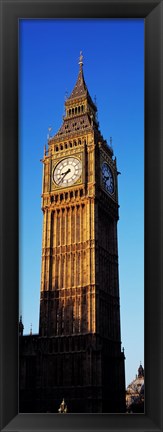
[19,19,144,387]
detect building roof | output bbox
[54,113,92,138]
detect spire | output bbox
[53,52,98,139]
[66,51,96,111]
[67,51,87,100]
[19,315,24,336]
[138,362,144,378]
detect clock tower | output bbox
[39,52,125,412]
[20,52,126,413]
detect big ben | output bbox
[19,52,126,413]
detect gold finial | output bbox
[58,398,68,413]
[79,50,83,68]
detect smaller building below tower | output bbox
[126,363,144,413]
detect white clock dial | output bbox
[53,157,82,187]
[101,162,114,194]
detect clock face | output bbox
[101,162,114,194]
[53,157,82,187]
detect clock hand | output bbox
[61,168,71,176]
[58,168,71,184]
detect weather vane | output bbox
[79,50,83,67]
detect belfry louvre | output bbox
[19,53,126,413]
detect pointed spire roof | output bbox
[50,52,99,142]
[68,51,87,99]
[138,363,144,378]
[19,315,24,336]
[66,51,96,110]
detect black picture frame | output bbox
[0,0,163,431]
